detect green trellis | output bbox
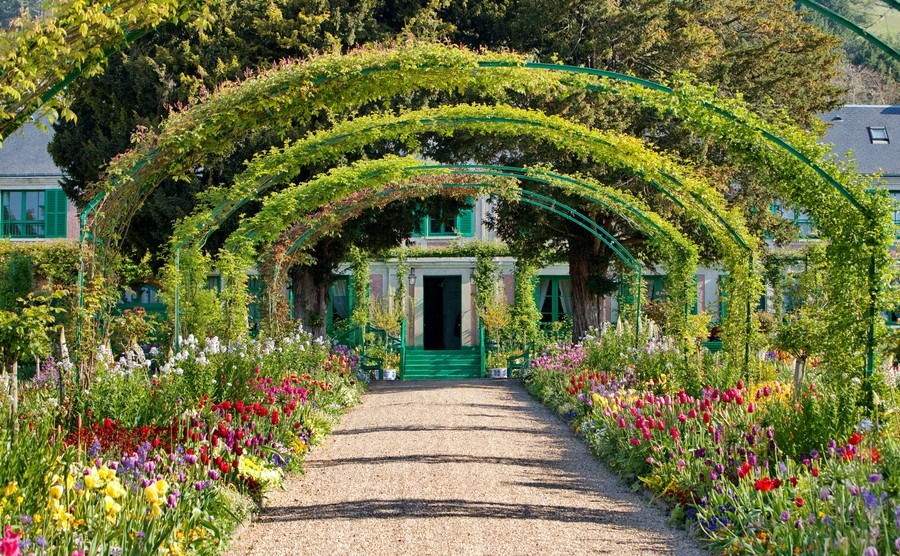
[167,104,752,362]
[75,44,892,377]
[189,158,699,349]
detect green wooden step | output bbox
[402,349,482,380]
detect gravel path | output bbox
[227,380,707,556]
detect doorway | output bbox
[423,276,462,350]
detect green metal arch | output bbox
[77,44,886,375]
[88,44,868,245]
[181,108,751,256]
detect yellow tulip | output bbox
[106,480,125,500]
[151,503,163,517]
[105,494,122,516]
[3,481,17,496]
[84,471,100,490]
[144,485,160,505]
[155,479,169,497]
[48,484,64,500]
[98,465,113,481]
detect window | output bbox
[868,126,890,144]
[717,274,766,319]
[891,192,900,235]
[412,201,475,238]
[327,275,352,331]
[534,277,573,323]
[248,276,262,331]
[206,275,221,292]
[773,204,817,239]
[0,189,68,239]
[645,275,667,301]
[120,284,161,305]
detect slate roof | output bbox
[0,119,62,177]
[817,105,900,176]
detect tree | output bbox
[0,0,42,28]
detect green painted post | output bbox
[867,253,876,378]
[745,253,754,378]
[635,267,642,348]
[174,248,181,352]
[400,318,407,380]
[479,320,486,377]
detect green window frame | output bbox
[771,202,816,239]
[412,200,475,238]
[890,191,900,237]
[643,274,700,314]
[718,273,765,320]
[116,283,167,319]
[534,276,573,323]
[0,189,68,239]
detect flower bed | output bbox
[0,330,364,555]
[525,330,899,555]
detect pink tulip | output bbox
[1,527,21,556]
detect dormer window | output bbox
[868,126,890,144]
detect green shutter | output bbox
[44,189,68,238]
[412,216,426,237]
[457,206,474,237]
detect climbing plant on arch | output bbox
[80,42,892,376]
[195,155,699,343]
[168,102,755,363]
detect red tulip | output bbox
[848,432,862,446]
[795,497,804,508]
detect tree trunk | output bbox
[290,266,329,339]
[568,243,611,341]
[793,357,807,401]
